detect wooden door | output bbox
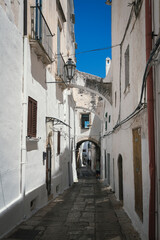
[107,153,110,185]
[46,143,52,195]
[105,150,107,178]
[132,128,143,220]
[118,155,123,202]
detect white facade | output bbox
[102,1,150,239]
[153,0,160,239]
[0,0,77,237]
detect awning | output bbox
[46,117,71,128]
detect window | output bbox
[81,114,90,129]
[57,23,61,76]
[125,45,130,90]
[27,97,37,137]
[115,91,117,107]
[35,0,42,40]
[57,131,61,155]
[105,121,107,131]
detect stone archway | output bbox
[76,138,101,173]
[70,70,112,104]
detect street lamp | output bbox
[45,58,76,84]
[64,58,76,82]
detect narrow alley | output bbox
[1,0,160,239]
[3,167,141,240]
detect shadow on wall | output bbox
[31,50,47,90]
[89,114,101,143]
[59,147,74,186]
[27,141,38,151]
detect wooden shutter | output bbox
[27,97,37,137]
[32,101,37,137]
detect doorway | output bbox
[105,150,107,178]
[46,143,52,195]
[132,128,143,220]
[107,153,110,185]
[68,162,71,186]
[118,154,123,202]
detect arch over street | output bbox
[71,70,112,104]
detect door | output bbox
[105,150,107,178]
[68,162,71,186]
[118,154,123,202]
[132,128,143,220]
[46,143,52,195]
[107,153,110,185]
[36,0,42,40]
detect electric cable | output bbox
[56,44,120,59]
[103,36,160,138]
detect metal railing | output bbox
[56,53,66,82]
[30,6,53,62]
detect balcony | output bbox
[56,53,67,84]
[30,6,54,65]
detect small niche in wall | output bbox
[30,198,37,211]
[56,185,59,193]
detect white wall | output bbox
[0,4,24,236]
[153,0,160,238]
[0,0,77,237]
[110,1,150,239]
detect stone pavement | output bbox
[3,167,141,240]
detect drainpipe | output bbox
[145,0,156,239]
[21,0,28,211]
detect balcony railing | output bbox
[30,6,54,65]
[56,53,66,83]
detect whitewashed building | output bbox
[102,0,160,239]
[0,0,77,237]
[152,0,160,239]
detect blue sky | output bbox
[74,0,111,78]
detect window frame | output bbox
[81,113,90,129]
[27,97,37,138]
[125,45,130,90]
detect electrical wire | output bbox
[103,36,160,138]
[56,44,120,59]
[74,44,120,56]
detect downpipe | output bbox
[145,0,156,239]
[21,0,28,217]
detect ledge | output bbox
[26,136,41,142]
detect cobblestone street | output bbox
[3,167,141,240]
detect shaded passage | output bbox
[3,167,141,240]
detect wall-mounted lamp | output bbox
[46,58,76,84]
[105,0,112,5]
[64,58,76,82]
